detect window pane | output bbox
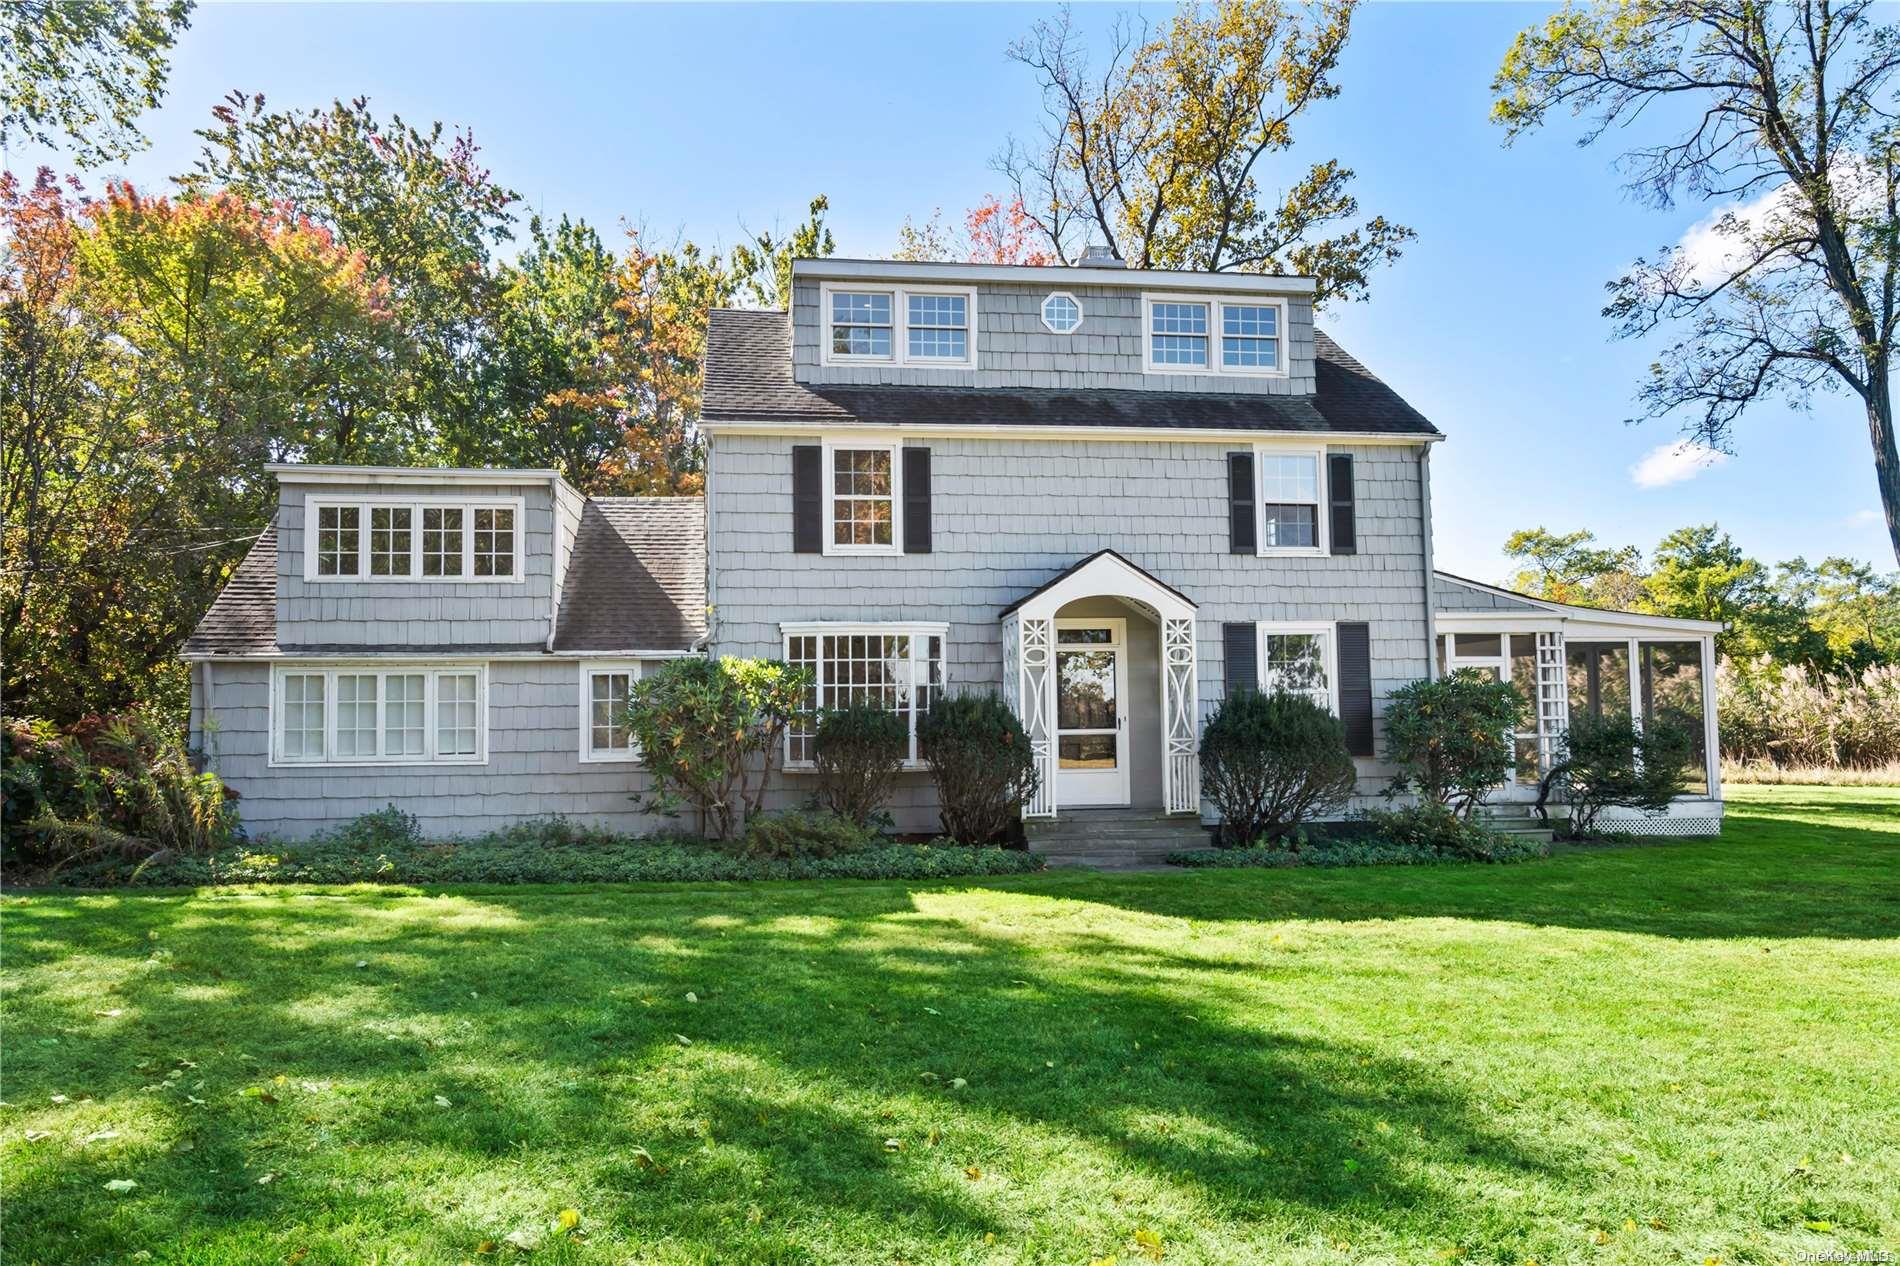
[472,507,514,577]
[1265,633,1328,697]
[787,635,819,763]
[1262,504,1317,548]
[1260,454,1318,502]
[422,507,464,577]
[369,506,413,577]
[335,673,378,758]
[1642,642,1708,794]
[1042,294,1080,332]
[281,673,326,759]
[316,506,359,577]
[831,449,894,547]
[831,291,893,357]
[1150,302,1209,366]
[1056,649,1117,729]
[1221,305,1280,369]
[384,673,426,756]
[1457,634,1504,658]
[436,673,479,756]
[589,671,633,752]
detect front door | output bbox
[1054,618,1130,807]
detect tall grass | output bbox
[1717,660,1900,770]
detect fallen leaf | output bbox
[81,1129,121,1146]
[950,1077,967,1090]
[22,1130,51,1143]
[1592,1229,1611,1245]
[355,961,367,969]
[256,1171,278,1185]
[883,1138,903,1152]
[503,1228,540,1251]
[95,1008,125,1018]
[964,1165,982,1180]
[103,1179,138,1193]
[49,1094,69,1105]
[1805,1221,1834,1232]
[685,992,698,1003]
[1135,1227,1165,1261]
[674,1034,692,1046]
[923,1006,941,1015]
[475,1243,498,1256]
[557,1208,580,1232]
[434,1095,452,1108]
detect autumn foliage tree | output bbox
[895,195,1057,265]
[999,0,1413,301]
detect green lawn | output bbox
[3,785,1896,1266]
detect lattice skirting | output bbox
[1592,809,1724,837]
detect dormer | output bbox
[788,259,1317,396]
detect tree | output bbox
[1777,554,1900,666]
[184,92,521,451]
[895,195,1058,265]
[1503,527,1647,608]
[1,0,193,166]
[730,194,834,309]
[999,0,1414,301]
[1493,1,1900,564]
[2,172,388,725]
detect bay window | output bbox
[271,665,485,765]
[306,497,520,581]
[782,624,946,766]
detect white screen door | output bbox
[1054,618,1129,807]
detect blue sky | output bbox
[9,1,1888,579]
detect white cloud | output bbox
[1844,508,1884,528]
[1631,441,1728,489]
[1674,158,1884,288]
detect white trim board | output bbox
[794,257,1317,296]
[700,420,1442,445]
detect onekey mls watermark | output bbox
[1795,1253,1895,1264]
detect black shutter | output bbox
[902,447,932,554]
[791,444,822,553]
[1328,453,1357,556]
[1228,452,1256,553]
[1337,621,1374,756]
[1223,623,1258,698]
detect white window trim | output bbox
[1252,443,1328,557]
[1257,622,1339,715]
[780,621,948,770]
[1142,292,1290,378]
[818,281,979,369]
[303,494,526,583]
[267,663,488,767]
[1040,291,1084,335]
[578,660,642,764]
[821,438,905,557]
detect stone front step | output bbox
[1027,810,1209,869]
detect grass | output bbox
[2,784,1895,1266]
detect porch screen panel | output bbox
[1509,635,1541,785]
[1641,642,1709,794]
[1566,642,1631,723]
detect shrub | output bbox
[734,808,876,861]
[1169,830,1546,870]
[326,805,423,851]
[1200,690,1359,847]
[1718,658,1900,769]
[2,712,238,869]
[1383,671,1528,816]
[1538,712,1696,836]
[625,656,809,840]
[813,703,909,826]
[1354,802,1525,862]
[917,694,1038,845]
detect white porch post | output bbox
[1018,615,1057,818]
[1162,616,1199,813]
[1701,634,1722,800]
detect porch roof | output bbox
[1000,550,1197,623]
[1434,571,1726,637]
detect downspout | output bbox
[545,472,563,653]
[1419,445,1438,680]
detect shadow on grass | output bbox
[3,883,1554,1263]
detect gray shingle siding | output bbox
[200,658,666,840]
[275,479,558,650]
[1434,573,1544,612]
[707,431,1434,827]
[791,278,1317,395]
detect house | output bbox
[185,257,1725,841]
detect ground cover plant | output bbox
[2,784,1895,1265]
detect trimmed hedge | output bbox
[1168,834,1549,869]
[35,820,1046,889]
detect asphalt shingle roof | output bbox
[183,524,279,656]
[551,497,706,652]
[700,308,1442,437]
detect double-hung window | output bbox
[826,441,900,553]
[1145,293,1288,377]
[1256,448,1323,551]
[579,662,641,762]
[821,284,977,367]
[272,665,485,765]
[1258,624,1337,713]
[306,497,521,581]
[782,624,946,766]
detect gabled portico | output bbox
[1000,550,1200,819]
